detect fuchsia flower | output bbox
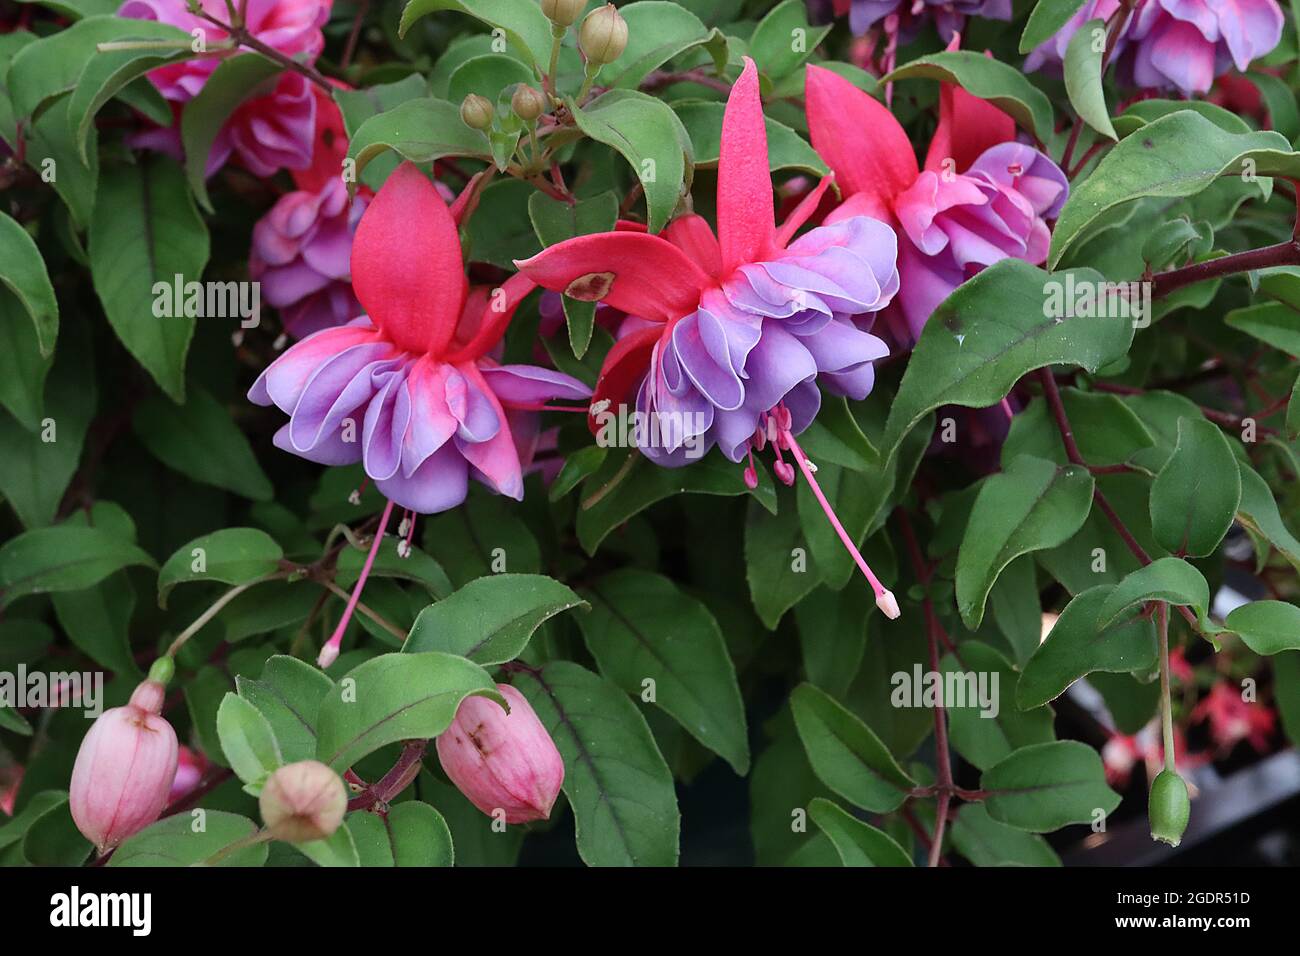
[69,678,178,853]
[825,0,1011,41]
[805,61,1068,345]
[250,90,368,338]
[437,684,565,825]
[1026,0,1284,96]
[1192,681,1276,755]
[518,58,901,617]
[120,0,330,176]
[249,162,590,664]
[168,745,209,802]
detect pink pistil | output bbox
[999,397,1014,422]
[318,498,395,668]
[780,428,900,620]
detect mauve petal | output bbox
[247,321,381,409]
[457,365,524,500]
[401,357,457,477]
[895,236,964,343]
[799,317,889,401]
[445,366,500,443]
[712,323,817,461]
[272,420,360,465]
[361,365,412,482]
[300,216,353,279]
[479,364,591,405]
[376,440,469,514]
[261,260,335,306]
[287,348,404,452]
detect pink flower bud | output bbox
[259,760,347,843]
[436,684,564,824]
[69,679,178,852]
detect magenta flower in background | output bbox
[814,0,1011,40]
[251,179,367,338]
[1025,0,1284,96]
[805,63,1068,345]
[250,88,368,338]
[119,0,330,176]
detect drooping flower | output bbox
[817,0,1011,42]
[168,745,210,802]
[437,684,564,824]
[1025,0,1284,97]
[119,0,328,103]
[249,87,368,338]
[1191,681,1276,755]
[517,58,901,617]
[805,60,1069,345]
[248,162,590,663]
[70,676,179,853]
[120,0,330,176]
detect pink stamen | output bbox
[781,428,900,619]
[1000,397,1014,422]
[500,402,589,413]
[318,499,395,668]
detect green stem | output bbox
[200,828,272,866]
[1156,602,1176,773]
[166,572,286,658]
[545,25,564,99]
[575,62,598,105]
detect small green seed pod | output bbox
[460,93,495,131]
[579,4,628,66]
[1147,769,1191,847]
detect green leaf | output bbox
[157,528,284,607]
[89,156,209,402]
[746,486,822,629]
[798,395,878,473]
[880,260,1133,464]
[0,331,93,527]
[1049,112,1295,268]
[790,683,914,813]
[1063,19,1116,141]
[808,797,913,867]
[445,53,535,106]
[956,454,1094,630]
[397,0,554,67]
[981,740,1120,832]
[572,90,692,233]
[988,555,1043,667]
[515,661,680,866]
[51,504,141,677]
[883,50,1055,144]
[950,802,1061,866]
[182,53,282,212]
[941,642,1055,772]
[673,99,826,177]
[0,286,53,431]
[216,692,283,794]
[580,569,750,774]
[109,812,268,866]
[1276,650,1300,747]
[289,823,360,867]
[0,525,153,609]
[1019,0,1088,52]
[527,189,619,358]
[404,573,586,665]
[236,655,334,764]
[315,652,503,771]
[1224,302,1300,356]
[1097,557,1209,630]
[548,445,607,501]
[795,585,868,699]
[600,2,715,89]
[24,97,100,228]
[576,449,775,554]
[1225,601,1300,655]
[345,97,491,184]
[346,801,453,866]
[20,795,90,865]
[1017,585,1158,710]
[67,19,195,162]
[0,211,57,356]
[1149,416,1241,557]
[133,386,273,501]
[749,0,832,80]
[1236,461,1300,574]
[1249,71,1300,142]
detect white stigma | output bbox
[876,589,900,620]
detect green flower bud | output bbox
[1148,769,1190,847]
[579,3,628,67]
[260,760,347,843]
[512,84,547,122]
[540,0,585,28]
[460,93,495,131]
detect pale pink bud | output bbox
[876,589,901,620]
[259,760,347,843]
[69,679,178,852]
[436,684,564,824]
